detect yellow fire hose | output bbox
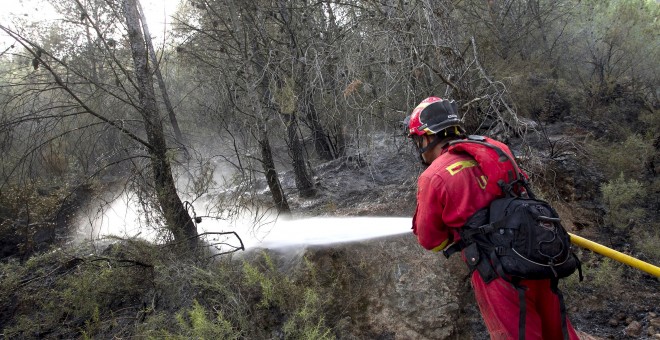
[569,233,660,278]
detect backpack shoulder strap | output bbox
[449,136,523,182]
[550,278,570,340]
[449,136,534,198]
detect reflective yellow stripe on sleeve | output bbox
[431,239,450,252]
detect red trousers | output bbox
[471,271,580,340]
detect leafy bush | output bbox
[601,173,647,229]
[0,243,339,339]
[241,252,334,339]
[1,242,154,339]
[283,288,333,340]
[588,134,655,181]
[589,258,624,292]
[636,229,660,264]
[172,300,239,340]
[243,259,280,308]
[0,179,95,261]
[509,76,579,121]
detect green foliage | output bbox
[243,260,278,308]
[273,76,297,115]
[80,306,100,340]
[1,242,154,339]
[240,252,334,338]
[573,0,659,102]
[0,240,150,338]
[589,258,624,292]
[283,288,334,340]
[639,109,660,131]
[601,173,647,229]
[173,300,239,340]
[0,182,69,223]
[636,228,660,264]
[510,76,572,120]
[588,134,655,181]
[0,178,80,259]
[0,260,22,318]
[576,0,660,107]
[1,244,338,339]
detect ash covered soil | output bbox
[281,133,660,339]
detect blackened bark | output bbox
[284,113,316,198]
[136,1,187,152]
[276,0,317,194]
[123,0,197,249]
[303,88,337,161]
[246,3,301,207]
[259,128,290,213]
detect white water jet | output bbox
[227,216,412,249]
[76,191,412,251]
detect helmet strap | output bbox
[417,134,444,155]
[412,134,446,166]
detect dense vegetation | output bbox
[0,0,658,338]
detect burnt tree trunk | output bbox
[136,1,187,153]
[242,2,303,208]
[284,112,316,198]
[277,0,317,196]
[303,84,337,161]
[123,0,197,249]
[258,126,290,214]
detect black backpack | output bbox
[443,136,582,340]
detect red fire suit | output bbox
[412,137,579,339]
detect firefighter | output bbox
[404,97,579,339]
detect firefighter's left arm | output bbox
[412,174,451,252]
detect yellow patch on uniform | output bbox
[476,175,488,190]
[446,160,478,176]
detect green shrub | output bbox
[1,244,341,339]
[2,243,154,339]
[590,258,624,292]
[0,181,76,259]
[601,173,647,229]
[588,134,654,181]
[283,288,334,340]
[636,229,660,264]
[172,300,239,340]
[240,251,334,339]
[243,260,279,308]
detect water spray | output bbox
[81,191,660,277]
[569,233,660,277]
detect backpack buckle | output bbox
[478,224,494,234]
[495,246,506,255]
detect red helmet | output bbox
[405,97,464,137]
